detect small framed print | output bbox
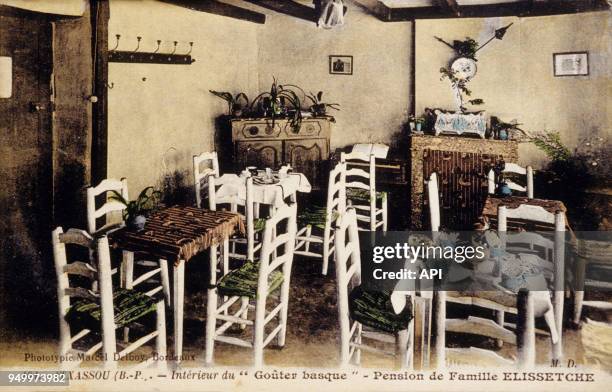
[329,55,353,75]
[553,52,589,77]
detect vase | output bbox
[499,183,512,196]
[128,215,147,231]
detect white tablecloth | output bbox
[215,172,311,208]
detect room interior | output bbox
[0,0,610,372]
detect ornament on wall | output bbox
[435,23,513,112]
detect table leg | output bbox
[122,251,134,343]
[205,243,219,365]
[173,260,185,366]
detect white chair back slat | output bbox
[488,164,534,199]
[427,172,441,232]
[505,180,527,193]
[86,178,128,234]
[194,151,220,209]
[93,201,128,219]
[504,162,527,175]
[498,204,558,229]
[345,167,371,179]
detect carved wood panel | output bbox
[285,138,328,188]
[236,140,282,170]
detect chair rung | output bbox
[263,324,283,348]
[503,322,550,336]
[133,356,156,370]
[70,328,91,344]
[84,342,103,356]
[264,303,283,325]
[117,330,158,359]
[216,296,242,315]
[585,279,612,289]
[446,316,516,344]
[350,342,395,357]
[582,300,612,309]
[136,260,158,267]
[144,285,163,297]
[294,251,323,258]
[216,313,253,325]
[131,268,161,286]
[361,330,395,344]
[296,236,323,244]
[215,335,252,348]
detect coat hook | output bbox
[111,34,121,51]
[186,42,194,55]
[133,36,142,53]
[170,41,178,55]
[153,40,162,54]
[107,82,114,89]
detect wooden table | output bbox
[109,205,244,365]
[479,195,568,231]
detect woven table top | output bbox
[109,206,244,265]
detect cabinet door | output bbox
[285,138,329,188]
[236,140,282,170]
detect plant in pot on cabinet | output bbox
[306,91,340,117]
[408,115,426,133]
[209,90,250,117]
[110,186,162,231]
[249,77,304,132]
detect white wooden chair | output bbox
[426,172,441,232]
[208,176,263,263]
[193,151,220,209]
[204,202,298,367]
[498,203,566,359]
[53,227,167,371]
[341,151,387,232]
[488,163,534,198]
[86,178,171,307]
[335,208,415,368]
[572,239,612,325]
[435,289,536,368]
[295,162,346,275]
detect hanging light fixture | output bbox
[0,56,12,98]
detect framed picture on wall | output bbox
[553,52,589,76]
[329,55,353,75]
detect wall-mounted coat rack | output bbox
[108,35,195,64]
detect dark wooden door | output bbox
[285,138,328,188]
[0,11,53,327]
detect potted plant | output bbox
[408,115,426,133]
[110,186,162,231]
[306,91,340,117]
[491,117,527,140]
[209,90,250,117]
[249,77,304,132]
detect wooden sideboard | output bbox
[231,117,333,188]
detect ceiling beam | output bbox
[160,0,266,24]
[242,0,318,23]
[373,0,609,21]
